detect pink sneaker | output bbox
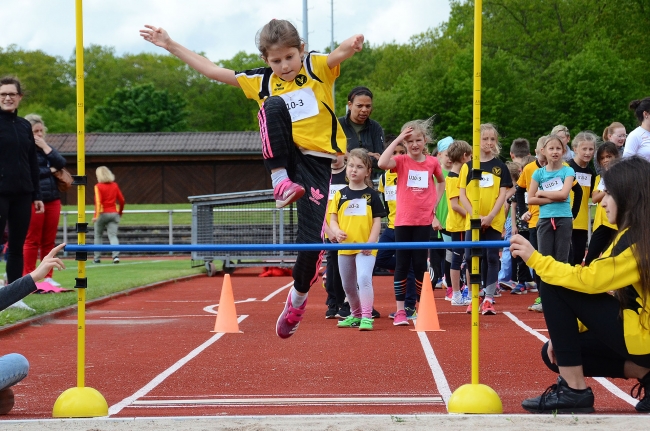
[481,298,496,315]
[276,291,308,339]
[393,309,409,326]
[274,179,305,208]
[444,285,453,301]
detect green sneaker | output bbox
[337,315,361,328]
[359,317,374,331]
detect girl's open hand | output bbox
[140,25,171,49]
[396,127,413,143]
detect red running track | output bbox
[0,270,641,419]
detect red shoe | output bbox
[481,299,497,315]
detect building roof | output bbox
[47,131,262,156]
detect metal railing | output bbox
[60,209,191,256]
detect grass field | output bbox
[59,202,291,227]
[0,258,204,326]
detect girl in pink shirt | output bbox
[378,119,445,325]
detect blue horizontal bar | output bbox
[64,241,509,253]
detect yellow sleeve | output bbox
[235,70,265,102]
[459,164,468,190]
[328,191,340,215]
[526,244,639,294]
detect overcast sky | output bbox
[2,0,451,62]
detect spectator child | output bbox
[329,149,385,331]
[568,132,597,266]
[459,123,512,315]
[378,118,446,326]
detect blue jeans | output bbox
[375,227,417,309]
[0,353,29,391]
[498,217,512,282]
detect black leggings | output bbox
[584,225,617,266]
[258,96,331,293]
[513,230,534,283]
[570,229,589,266]
[541,283,650,370]
[394,225,430,300]
[0,193,33,283]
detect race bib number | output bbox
[279,88,319,122]
[328,184,346,200]
[384,185,397,201]
[541,177,563,191]
[597,177,605,191]
[406,170,428,188]
[576,172,591,187]
[344,199,367,216]
[479,173,494,188]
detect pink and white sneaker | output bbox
[444,285,453,301]
[273,179,305,208]
[393,309,409,326]
[276,291,308,339]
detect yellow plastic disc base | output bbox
[53,387,108,418]
[448,383,503,414]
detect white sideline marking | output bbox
[131,396,444,407]
[417,332,452,407]
[202,298,257,314]
[77,260,166,269]
[108,314,249,417]
[262,281,294,302]
[503,312,638,407]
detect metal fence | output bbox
[189,190,298,275]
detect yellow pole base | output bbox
[448,383,503,414]
[53,387,108,418]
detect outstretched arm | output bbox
[140,25,240,87]
[327,34,364,69]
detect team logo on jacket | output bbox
[295,74,307,86]
[363,193,372,203]
[492,167,501,176]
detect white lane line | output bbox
[130,396,444,407]
[108,314,249,417]
[416,332,452,408]
[75,260,166,269]
[503,311,638,408]
[203,298,257,314]
[262,281,294,302]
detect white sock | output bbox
[271,169,289,188]
[291,289,307,307]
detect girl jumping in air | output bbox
[328,149,385,331]
[378,119,446,326]
[141,19,364,339]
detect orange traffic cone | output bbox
[413,273,445,332]
[212,274,241,333]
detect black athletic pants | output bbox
[0,193,33,283]
[258,96,331,293]
[584,225,617,266]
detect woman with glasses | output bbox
[624,97,650,162]
[0,76,44,288]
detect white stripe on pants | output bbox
[338,253,376,319]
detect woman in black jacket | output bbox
[0,76,43,284]
[22,114,66,286]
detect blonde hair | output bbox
[25,113,47,133]
[551,124,570,136]
[96,166,115,183]
[542,134,567,154]
[602,122,625,141]
[347,148,374,188]
[571,131,598,151]
[401,117,434,143]
[480,123,501,156]
[535,135,549,153]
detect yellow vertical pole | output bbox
[469,0,483,388]
[75,0,87,390]
[448,0,502,414]
[52,0,108,417]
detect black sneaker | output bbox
[336,302,350,319]
[371,308,381,319]
[325,304,338,319]
[521,376,595,414]
[632,371,650,412]
[93,258,101,264]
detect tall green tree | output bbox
[87,83,188,132]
